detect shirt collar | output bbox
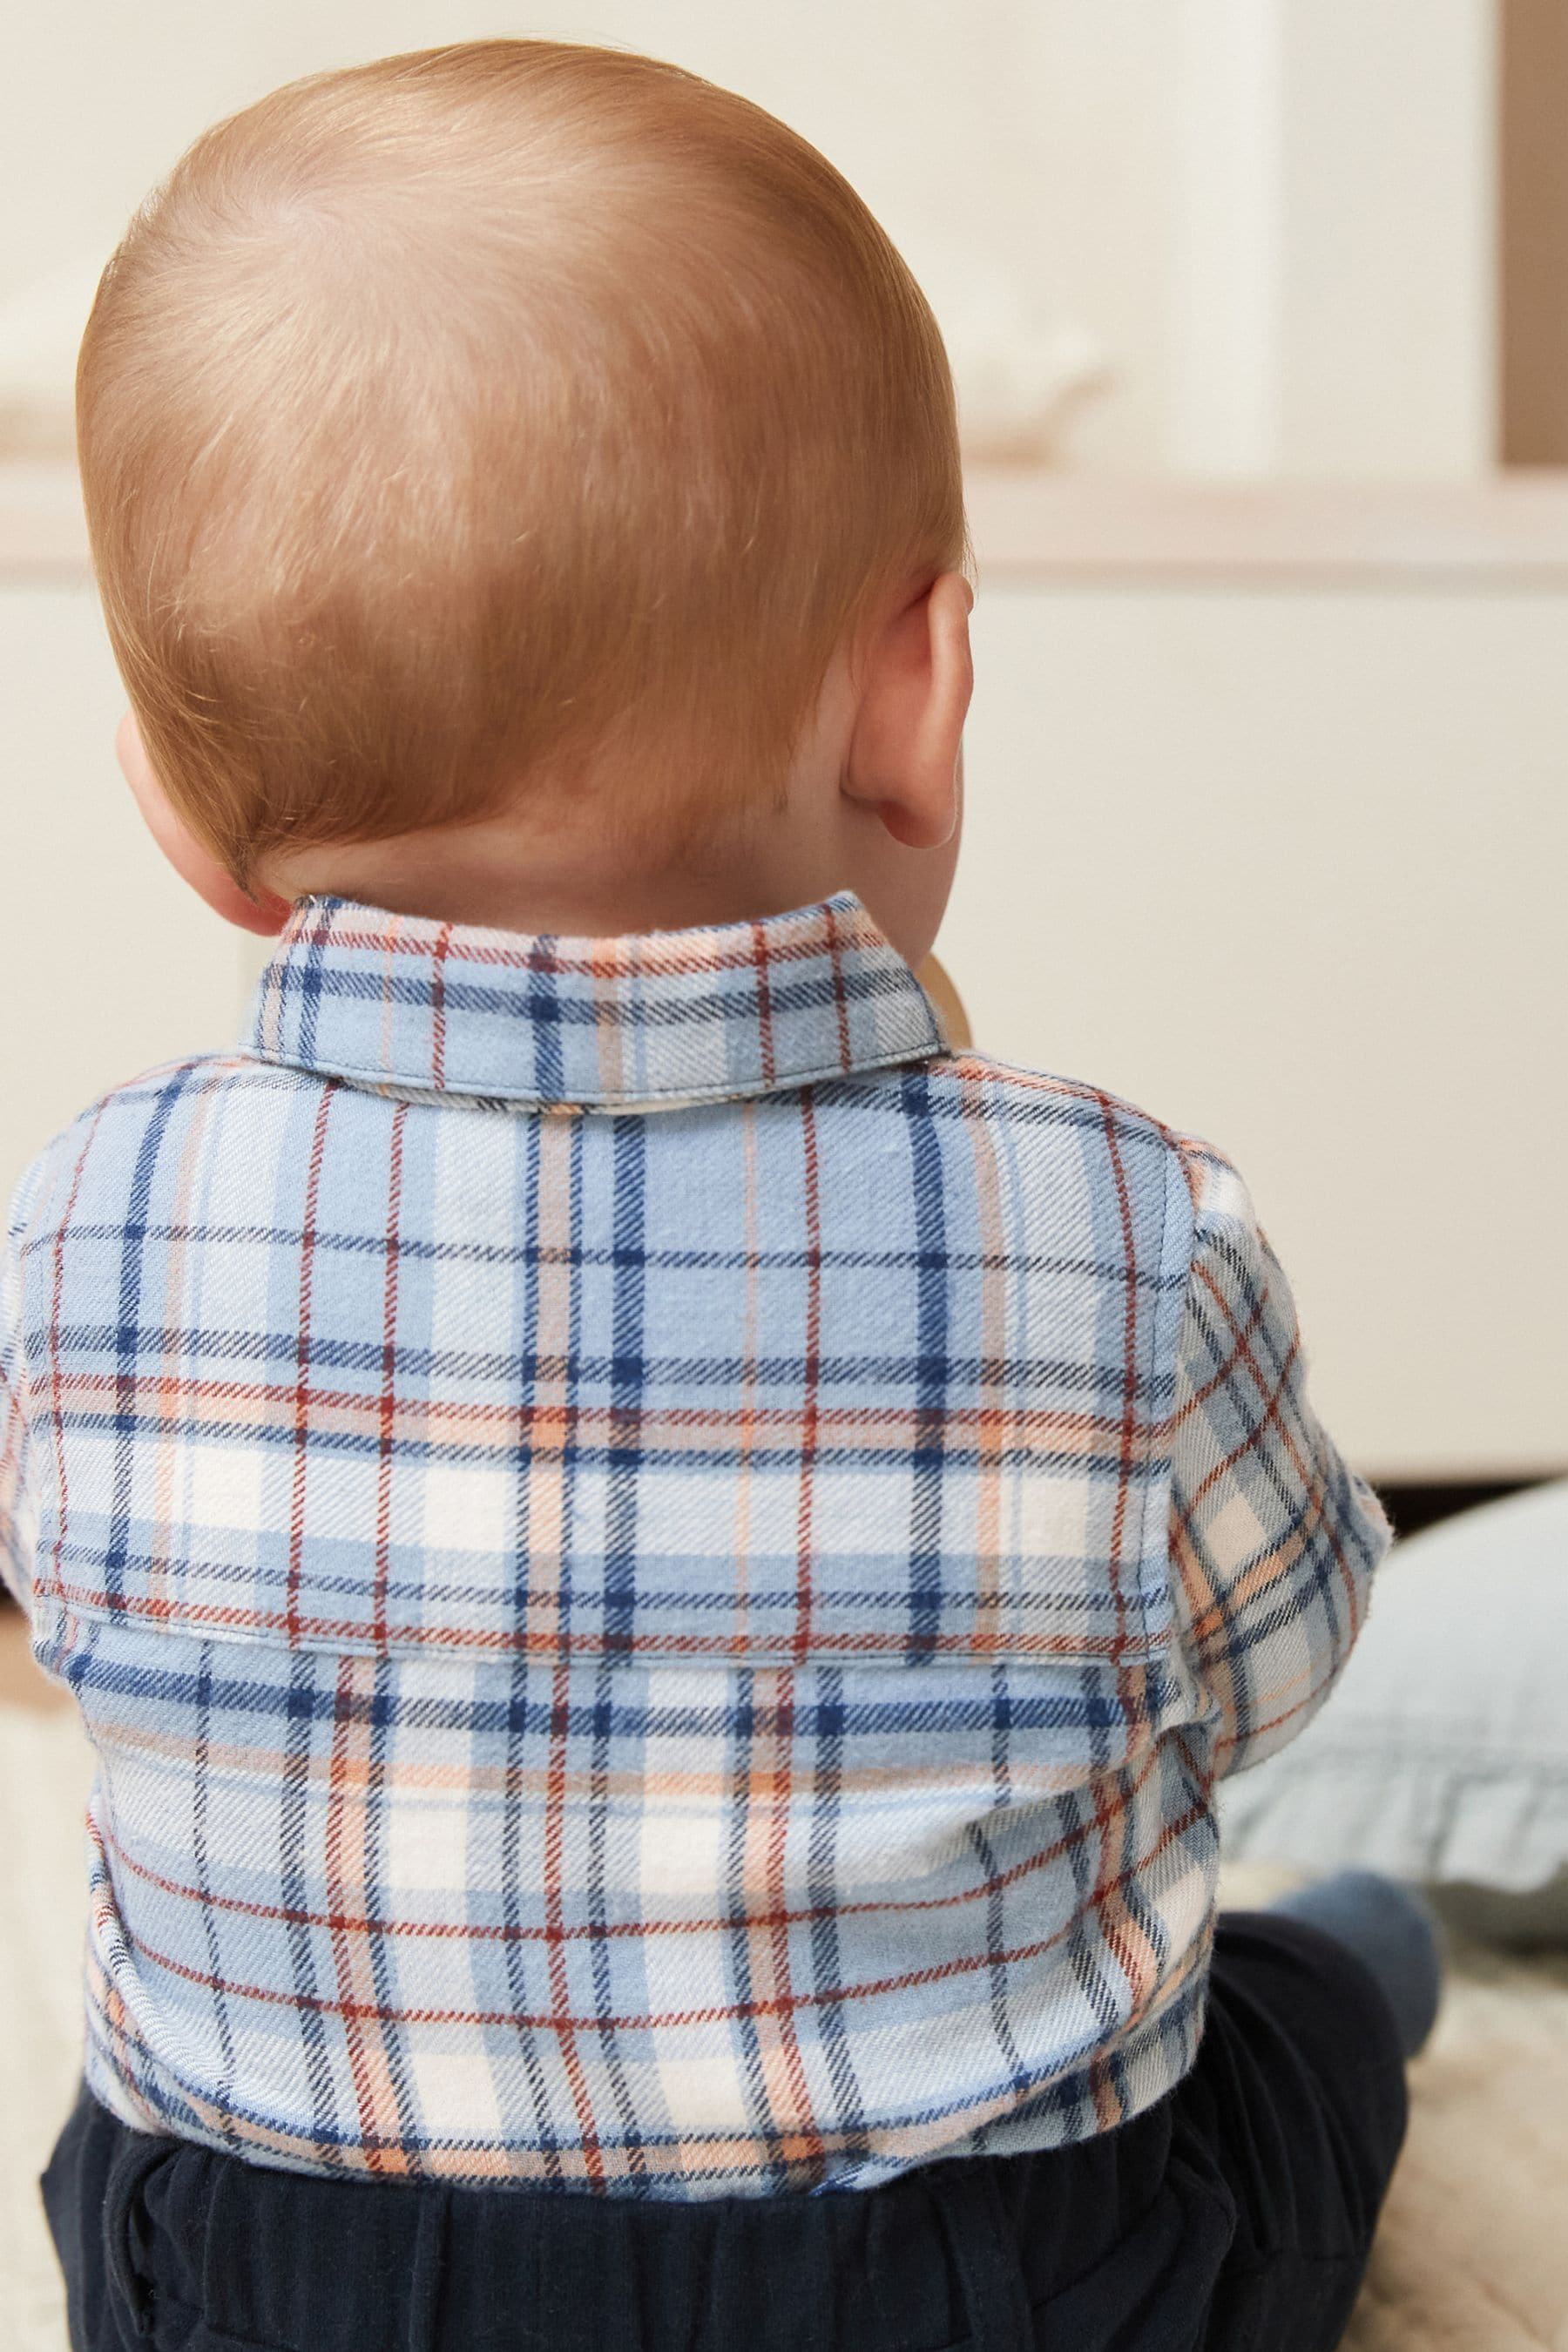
[245,892,947,1109]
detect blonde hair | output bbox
[76,41,964,887]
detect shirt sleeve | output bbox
[1166,1150,1391,1779]
[0,1168,41,1608]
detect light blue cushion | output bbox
[1219,1479,1568,1900]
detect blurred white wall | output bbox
[954,576,1568,1477]
[0,586,247,1195]
[1170,0,1496,476]
[0,0,1497,476]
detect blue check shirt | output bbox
[0,892,1388,2195]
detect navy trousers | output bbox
[43,1913,1409,2352]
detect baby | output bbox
[3,40,1437,2352]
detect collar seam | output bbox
[241,1029,948,1111]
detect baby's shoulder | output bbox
[900,1045,1269,1322]
[920,1044,1237,1198]
[4,1048,316,1252]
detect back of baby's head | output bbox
[77,41,963,887]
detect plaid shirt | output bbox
[0,892,1388,2197]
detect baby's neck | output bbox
[265,800,849,943]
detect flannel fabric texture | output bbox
[0,892,1389,2197]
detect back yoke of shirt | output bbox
[0,893,1388,2196]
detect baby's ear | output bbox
[117,713,292,936]
[841,571,972,847]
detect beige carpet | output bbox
[2,1646,1565,2349]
